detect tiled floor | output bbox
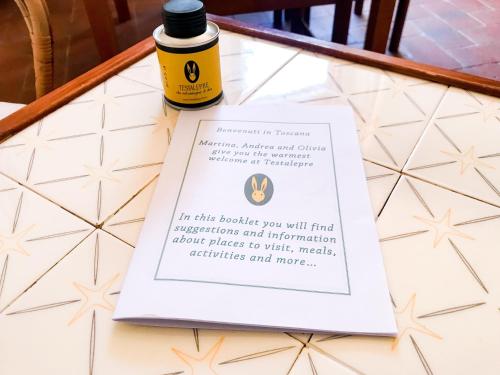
[0,0,499,105]
[238,0,500,77]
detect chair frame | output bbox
[14,0,54,98]
[203,0,364,45]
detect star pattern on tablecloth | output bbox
[1,36,500,375]
[0,121,47,182]
[18,130,55,154]
[464,94,500,124]
[2,79,169,224]
[5,233,115,321]
[83,160,121,187]
[151,113,173,140]
[117,55,163,91]
[441,146,495,175]
[408,122,500,199]
[0,79,162,194]
[164,330,299,375]
[361,176,500,373]
[392,294,442,350]
[0,191,32,258]
[380,178,495,294]
[386,77,414,99]
[358,114,391,142]
[92,91,121,108]
[172,337,224,375]
[149,105,176,144]
[68,273,119,325]
[302,69,431,168]
[414,208,474,247]
[3,227,303,374]
[0,185,92,312]
[0,224,35,257]
[4,232,121,374]
[266,64,443,174]
[383,74,429,115]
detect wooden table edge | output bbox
[1,15,499,141]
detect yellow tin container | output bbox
[153,0,223,109]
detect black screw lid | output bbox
[162,0,207,38]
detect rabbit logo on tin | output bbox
[245,174,273,206]
[184,60,200,83]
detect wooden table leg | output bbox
[364,0,397,53]
[332,0,353,45]
[354,0,364,15]
[113,0,131,23]
[303,6,311,26]
[289,8,313,37]
[82,0,119,61]
[273,10,283,29]
[389,0,409,53]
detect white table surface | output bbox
[0,30,499,375]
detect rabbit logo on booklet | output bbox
[244,174,273,206]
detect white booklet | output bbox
[114,105,397,336]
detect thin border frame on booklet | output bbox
[153,119,352,295]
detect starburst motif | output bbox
[172,337,224,375]
[92,92,119,108]
[442,146,495,174]
[392,294,442,350]
[83,160,120,187]
[358,115,391,142]
[387,77,413,98]
[328,88,351,103]
[0,225,36,257]
[18,132,54,154]
[92,126,109,137]
[414,209,474,247]
[133,63,161,88]
[151,112,174,135]
[466,99,500,124]
[68,273,119,325]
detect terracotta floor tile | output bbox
[450,43,500,67]
[448,0,491,11]
[461,24,500,45]
[430,29,475,50]
[399,34,463,70]
[421,0,461,15]
[477,0,499,9]
[439,9,486,29]
[401,20,422,37]
[406,3,434,20]
[412,16,475,49]
[469,8,500,24]
[459,62,500,79]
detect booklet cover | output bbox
[114,105,397,336]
